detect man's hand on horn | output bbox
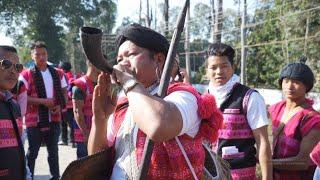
[112,63,137,86]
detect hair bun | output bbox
[299,55,307,64]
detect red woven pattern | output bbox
[110,83,223,179]
[0,120,18,148]
[72,76,94,142]
[21,69,64,127]
[136,130,204,180]
[219,113,253,139]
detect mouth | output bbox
[284,91,295,95]
[215,77,225,81]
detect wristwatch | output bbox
[123,79,139,94]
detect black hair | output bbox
[207,43,235,65]
[59,61,72,72]
[279,56,315,93]
[30,41,47,51]
[0,45,18,53]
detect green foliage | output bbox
[1,0,67,63]
[0,0,117,70]
[190,3,211,40]
[245,0,320,92]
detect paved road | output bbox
[24,142,77,180]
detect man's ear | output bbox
[154,52,166,68]
[232,63,236,71]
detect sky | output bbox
[115,0,238,26]
[0,0,240,46]
[0,33,13,45]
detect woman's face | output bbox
[281,78,307,100]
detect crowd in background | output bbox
[0,23,319,180]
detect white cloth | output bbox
[208,74,270,130]
[108,85,201,179]
[110,109,136,180]
[208,74,240,107]
[246,92,270,129]
[19,68,67,93]
[40,68,68,98]
[314,167,320,180]
[19,67,67,121]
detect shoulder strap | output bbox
[273,110,316,152]
[272,121,286,154]
[6,100,26,179]
[273,122,285,144]
[175,137,199,180]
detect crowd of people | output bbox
[0,23,319,180]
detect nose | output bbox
[285,80,294,89]
[119,58,131,67]
[216,67,223,74]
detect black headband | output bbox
[116,23,169,56]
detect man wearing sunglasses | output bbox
[19,41,67,180]
[0,45,26,179]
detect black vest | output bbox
[0,100,25,180]
[217,83,257,169]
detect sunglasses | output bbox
[0,59,24,73]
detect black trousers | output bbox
[26,123,60,180]
[61,108,74,144]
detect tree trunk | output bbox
[304,12,309,56]
[139,0,142,24]
[211,0,215,42]
[185,5,191,82]
[164,0,169,37]
[240,0,247,85]
[146,0,152,27]
[214,0,223,43]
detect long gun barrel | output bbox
[138,0,190,179]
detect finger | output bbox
[93,84,101,99]
[97,72,104,86]
[100,73,108,87]
[111,68,122,85]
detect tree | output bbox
[245,0,320,92]
[190,3,211,40]
[0,0,117,72]
[0,0,66,63]
[214,0,223,42]
[164,0,169,37]
[62,0,117,72]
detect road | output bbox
[24,142,77,180]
